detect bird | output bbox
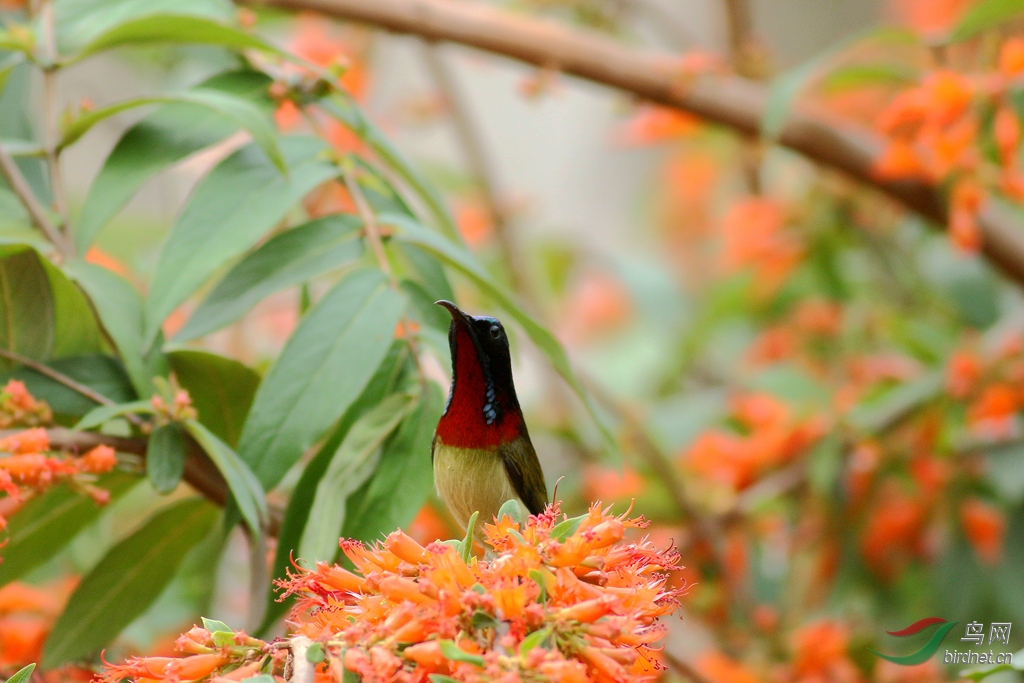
[432,300,548,531]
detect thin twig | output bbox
[421,42,527,296]
[288,636,315,683]
[239,0,1024,290]
[664,651,716,683]
[0,142,69,256]
[0,347,117,409]
[341,162,427,380]
[341,163,394,281]
[0,427,285,534]
[39,0,68,229]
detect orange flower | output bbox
[697,652,759,683]
[874,139,928,180]
[946,350,981,398]
[454,199,493,248]
[922,71,974,127]
[615,105,702,146]
[78,445,117,474]
[960,498,1005,564]
[0,427,49,455]
[792,620,859,683]
[859,490,926,580]
[890,0,973,36]
[993,104,1021,166]
[1000,38,1024,78]
[967,383,1018,437]
[582,465,645,501]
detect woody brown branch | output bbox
[240,0,1024,288]
[1,428,284,535]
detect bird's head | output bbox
[435,300,523,446]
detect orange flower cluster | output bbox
[275,502,683,683]
[99,624,273,683]
[0,580,81,672]
[98,504,682,683]
[873,39,1024,251]
[720,198,803,296]
[945,338,1024,438]
[0,427,117,538]
[683,393,825,491]
[0,380,52,429]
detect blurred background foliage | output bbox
[1,0,1024,682]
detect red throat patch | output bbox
[436,323,523,448]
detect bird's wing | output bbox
[500,435,548,516]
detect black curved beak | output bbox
[436,299,479,340]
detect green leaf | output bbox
[148,422,186,494]
[185,420,267,534]
[321,96,461,242]
[5,665,35,683]
[76,69,272,252]
[519,626,552,655]
[344,382,444,544]
[201,617,236,646]
[64,261,167,397]
[237,267,406,491]
[950,0,1024,42]
[983,442,1024,503]
[461,511,479,564]
[258,342,411,634]
[306,642,325,664]
[168,350,260,447]
[73,14,280,61]
[74,398,153,430]
[961,651,1024,683]
[384,214,614,449]
[819,63,919,93]
[471,610,499,629]
[42,498,218,667]
[55,0,234,55]
[846,372,943,433]
[0,471,138,587]
[144,136,337,347]
[428,676,460,683]
[299,392,415,563]
[176,214,364,342]
[438,640,485,667]
[550,513,586,542]
[0,65,48,203]
[528,568,547,602]
[200,617,232,634]
[40,255,103,358]
[2,354,136,416]
[60,90,284,177]
[0,246,54,369]
[242,676,276,683]
[496,499,523,525]
[761,27,918,140]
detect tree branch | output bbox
[241,0,1024,288]
[0,141,70,257]
[421,42,527,295]
[4,427,284,534]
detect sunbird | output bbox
[432,300,548,530]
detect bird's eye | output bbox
[489,324,502,339]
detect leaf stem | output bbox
[341,162,426,384]
[0,347,146,426]
[0,141,70,257]
[421,43,527,295]
[39,0,69,233]
[287,636,315,683]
